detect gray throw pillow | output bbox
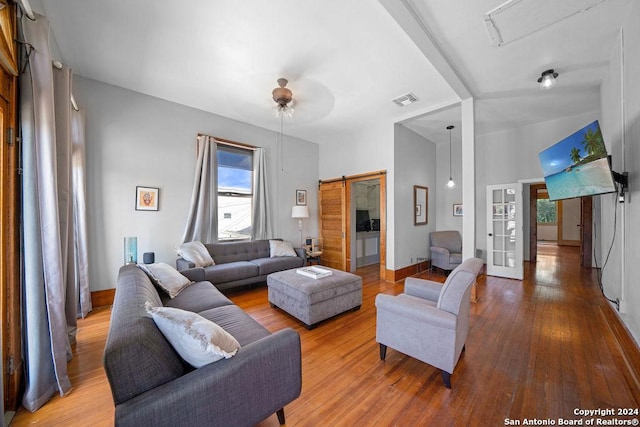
[177,241,215,267]
[269,240,297,257]
[138,263,193,298]
[145,302,240,368]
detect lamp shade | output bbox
[291,206,309,219]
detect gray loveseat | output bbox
[176,239,305,291]
[103,264,302,426]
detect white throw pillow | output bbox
[138,263,193,298]
[177,241,215,267]
[269,240,297,257]
[145,302,240,368]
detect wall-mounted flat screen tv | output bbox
[538,120,616,201]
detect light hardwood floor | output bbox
[11,244,640,426]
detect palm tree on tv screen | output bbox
[570,147,581,164]
[581,127,606,159]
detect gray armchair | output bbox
[375,258,483,388]
[430,230,463,273]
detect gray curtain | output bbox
[182,135,218,242]
[71,109,91,318]
[20,13,89,412]
[251,147,272,240]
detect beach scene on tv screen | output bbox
[538,120,616,201]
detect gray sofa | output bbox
[176,239,306,291]
[103,264,302,427]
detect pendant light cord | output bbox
[449,129,452,180]
[280,112,284,171]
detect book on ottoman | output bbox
[296,266,332,279]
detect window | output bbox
[217,144,253,241]
[536,198,557,224]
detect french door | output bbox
[486,183,523,280]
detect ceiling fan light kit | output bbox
[272,78,294,118]
[537,69,558,90]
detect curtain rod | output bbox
[197,133,257,151]
[18,0,35,20]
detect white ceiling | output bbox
[36,0,631,145]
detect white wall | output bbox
[318,122,442,271]
[319,121,396,268]
[599,26,624,309]
[436,131,463,233]
[394,125,438,269]
[537,224,557,241]
[599,0,640,342]
[74,76,318,291]
[475,111,598,259]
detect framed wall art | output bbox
[136,186,159,211]
[453,204,463,216]
[414,185,428,225]
[296,189,307,206]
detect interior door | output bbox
[318,180,346,270]
[486,183,523,280]
[0,2,20,412]
[580,196,592,267]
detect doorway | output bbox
[529,183,592,267]
[350,179,381,271]
[318,171,387,279]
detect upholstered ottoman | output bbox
[267,267,362,329]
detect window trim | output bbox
[216,141,254,241]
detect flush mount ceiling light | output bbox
[272,78,294,118]
[446,125,455,189]
[537,69,558,90]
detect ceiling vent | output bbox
[392,92,419,107]
[484,0,609,47]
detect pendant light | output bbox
[446,125,455,188]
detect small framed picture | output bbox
[136,186,159,211]
[453,203,463,216]
[296,189,307,206]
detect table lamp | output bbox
[291,206,309,247]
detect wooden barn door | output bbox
[0,1,21,413]
[318,180,346,270]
